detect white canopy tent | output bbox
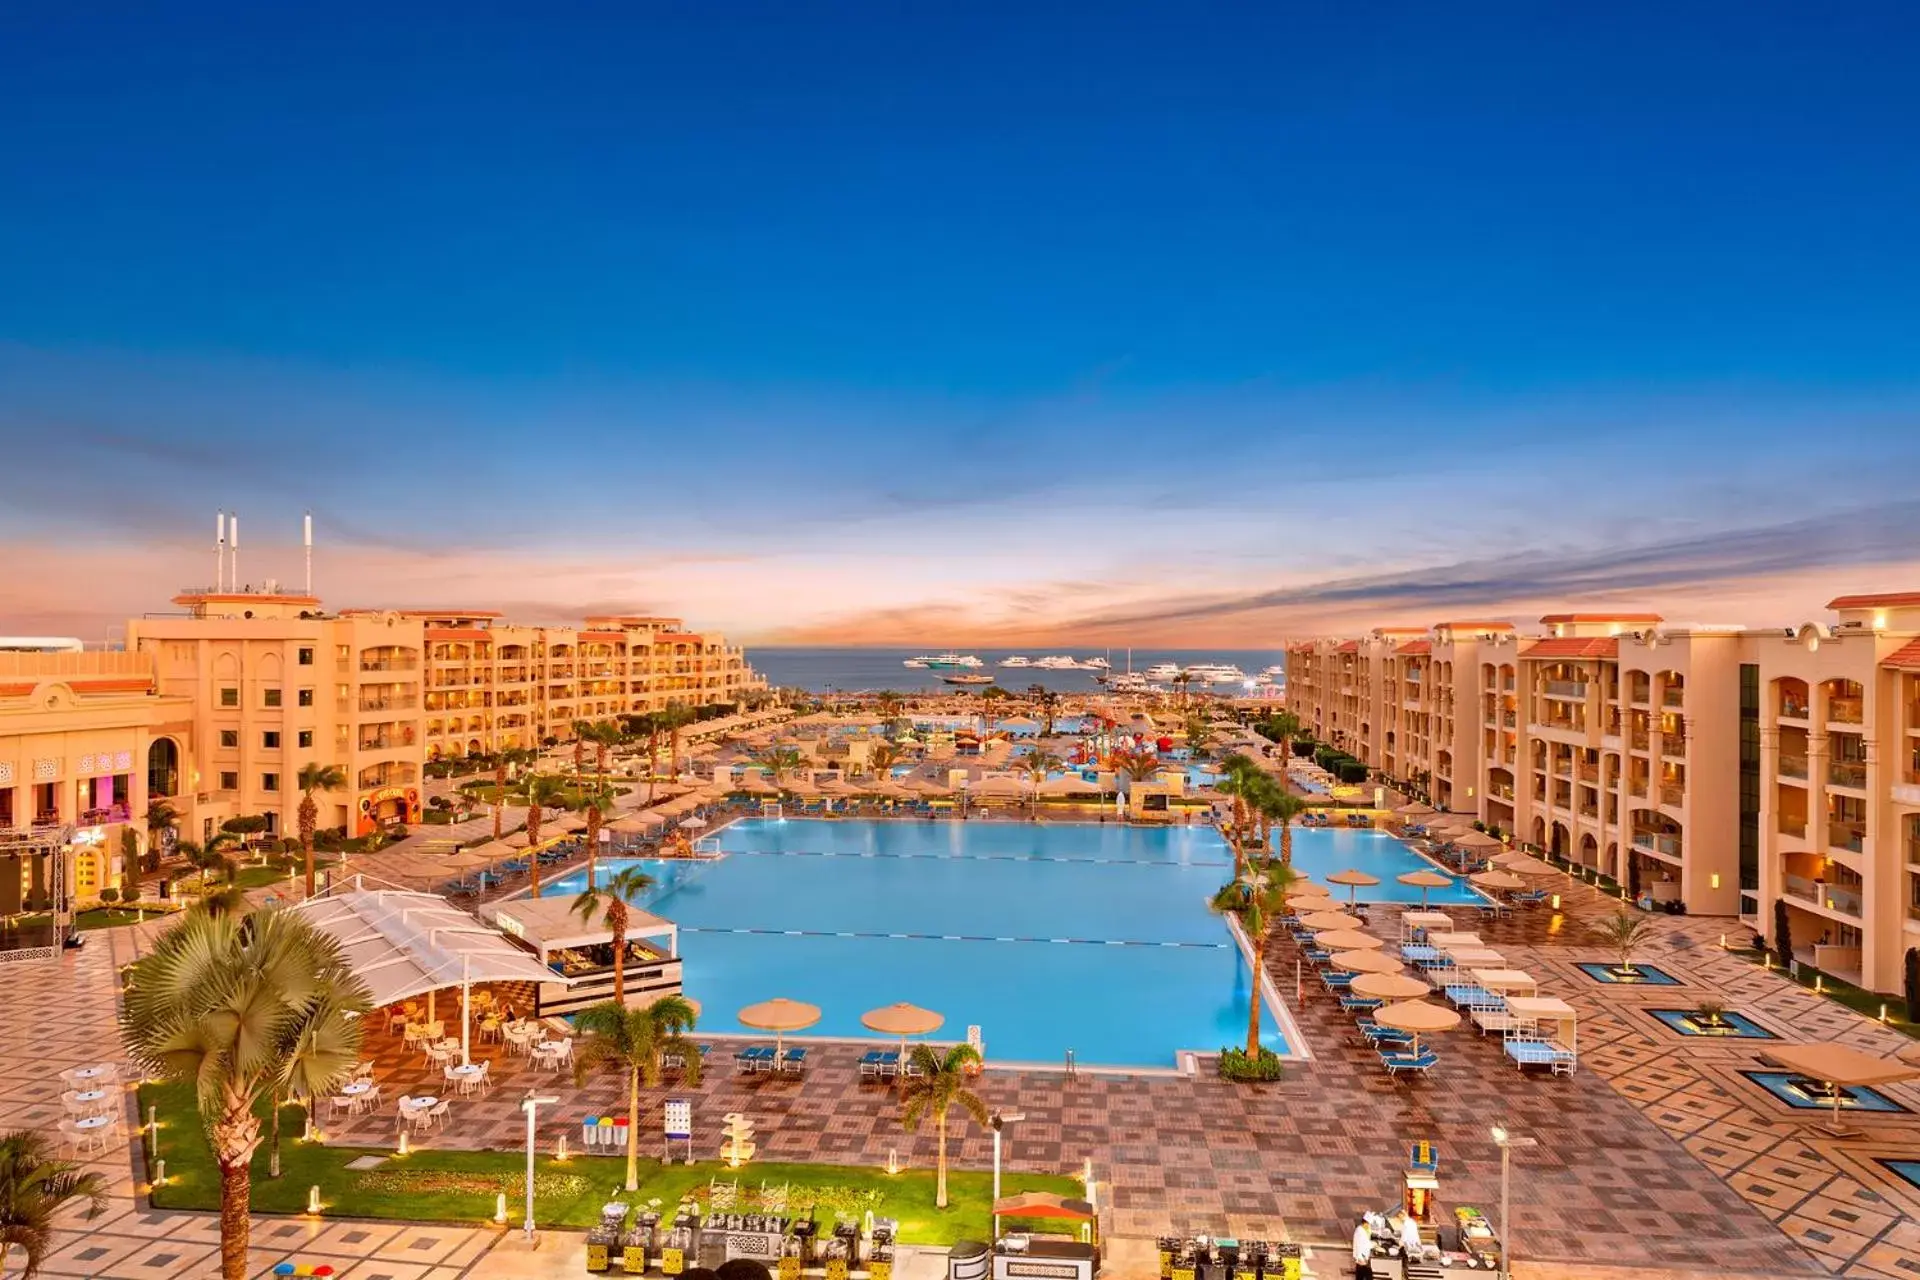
[291,886,576,1066]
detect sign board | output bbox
[664,1099,691,1140]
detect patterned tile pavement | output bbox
[4,860,1919,1278]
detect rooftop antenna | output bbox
[214,510,226,592]
[230,513,239,591]
[303,511,313,595]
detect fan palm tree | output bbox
[522,775,574,899]
[1592,909,1656,974]
[1222,864,1297,1055]
[1020,750,1065,815]
[573,996,701,1192]
[295,763,346,899]
[0,1129,108,1280]
[571,866,659,1003]
[120,907,368,1280]
[868,742,901,781]
[1260,709,1304,757]
[898,1043,989,1209]
[1183,712,1215,759]
[1255,786,1308,869]
[577,781,617,887]
[1106,746,1161,787]
[658,705,697,779]
[143,800,178,868]
[753,746,807,786]
[570,720,591,779]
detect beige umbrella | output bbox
[906,776,952,796]
[1493,850,1551,874]
[1350,972,1430,1001]
[1286,881,1332,901]
[1471,870,1528,892]
[1299,910,1360,932]
[1762,1042,1920,1135]
[1313,929,1384,952]
[1327,868,1381,904]
[737,998,822,1057]
[1374,998,1463,1056]
[1040,774,1101,797]
[1396,869,1455,907]
[861,1002,945,1072]
[1450,829,1503,851]
[1328,949,1403,975]
[1392,802,1439,820]
[971,775,1027,800]
[734,772,778,795]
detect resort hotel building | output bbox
[0,587,763,923]
[1285,594,1920,998]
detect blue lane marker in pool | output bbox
[674,925,1225,948]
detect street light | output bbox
[522,1093,560,1241]
[1489,1125,1538,1280]
[989,1111,1026,1237]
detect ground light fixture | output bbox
[1489,1125,1538,1280]
[989,1111,1026,1236]
[521,1093,560,1240]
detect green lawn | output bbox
[139,1082,1079,1242]
[1729,947,1918,1039]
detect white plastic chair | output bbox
[428,1098,451,1129]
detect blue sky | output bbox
[2,3,1916,641]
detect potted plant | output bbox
[1691,999,1729,1030]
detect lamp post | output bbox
[522,1093,560,1240]
[1489,1125,1537,1280]
[989,1111,1026,1237]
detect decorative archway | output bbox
[146,738,179,799]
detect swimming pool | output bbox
[1266,828,1487,904]
[544,819,1291,1068]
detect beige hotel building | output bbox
[1286,594,1920,996]
[1,587,764,918]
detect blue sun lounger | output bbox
[1340,995,1382,1014]
[734,1046,775,1073]
[778,1047,809,1074]
[1356,1020,1412,1046]
[1381,1048,1439,1076]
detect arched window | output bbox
[146,738,179,798]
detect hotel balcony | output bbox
[1778,754,1809,781]
[1778,817,1809,841]
[359,655,419,672]
[1659,783,1686,807]
[1632,829,1683,859]
[359,694,418,713]
[1629,728,1650,751]
[1779,697,1809,721]
[1660,732,1688,756]
[79,804,134,826]
[1784,873,1862,918]
[1544,680,1589,700]
[1827,697,1864,725]
[1827,821,1866,855]
[1827,761,1867,791]
[358,727,417,751]
[1661,688,1685,709]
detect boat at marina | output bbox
[1103,672,1152,693]
[1080,655,1111,670]
[1032,655,1080,669]
[940,672,995,686]
[906,652,983,669]
[1144,662,1181,681]
[1185,663,1248,685]
[1000,655,1032,667]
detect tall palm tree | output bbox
[573,996,701,1192]
[753,746,806,786]
[1106,746,1161,787]
[1256,786,1308,869]
[571,866,658,1003]
[143,800,178,868]
[1020,750,1065,815]
[577,781,616,887]
[570,720,591,780]
[0,1129,108,1280]
[522,775,574,899]
[898,1044,989,1209]
[120,907,368,1280]
[1183,712,1215,759]
[1223,864,1297,1055]
[295,763,346,899]
[1592,909,1656,974]
[868,742,901,781]
[658,705,697,780]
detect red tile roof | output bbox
[1537,613,1662,624]
[1521,636,1620,660]
[1435,619,1515,631]
[1885,638,1920,670]
[1828,592,1920,610]
[1335,640,1360,654]
[1395,641,1432,656]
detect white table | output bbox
[65,1066,115,1084]
[341,1081,374,1097]
[74,1115,114,1133]
[71,1089,109,1107]
[400,1095,438,1113]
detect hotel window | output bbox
[264,689,282,708]
[219,687,238,707]
[262,731,281,749]
[263,812,278,835]
[219,771,238,791]
[298,730,313,749]
[298,647,314,665]
[219,730,238,748]
[297,688,314,707]
[262,772,280,792]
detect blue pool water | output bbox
[545,820,1283,1067]
[1647,1008,1775,1039]
[1883,1160,1920,1190]
[1742,1071,1907,1113]
[1270,828,1486,905]
[1575,962,1683,986]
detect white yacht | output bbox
[1033,655,1079,670]
[1144,662,1181,681]
[906,652,982,670]
[1103,671,1151,693]
[1079,656,1111,670]
[1185,663,1249,685]
[1000,655,1032,667]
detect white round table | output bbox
[66,1066,113,1083]
[401,1096,438,1112]
[447,1064,485,1080]
[74,1115,113,1132]
[341,1081,374,1097]
[71,1089,108,1106]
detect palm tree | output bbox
[1106,746,1161,787]
[295,763,346,899]
[1183,712,1215,759]
[1026,685,1061,738]
[1020,750,1065,815]
[570,720,591,779]
[658,705,697,780]
[868,742,901,781]
[143,800,178,868]
[753,746,807,786]
[0,1129,108,1279]
[1223,864,1297,1055]
[120,907,368,1280]
[898,1043,989,1209]
[1592,909,1656,974]
[1260,709,1304,757]
[1255,786,1308,869]
[573,996,701,1192]
[522,775,574,899]
[572,866,658,1003]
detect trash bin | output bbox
[947,1241,990,1280]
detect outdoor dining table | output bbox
[400,1095,438,1113]
[70,1089,110,1109]
[64,1065,115,1084]
[74,1115,114,1134]
[446,1063,487,1086]
[341,1081,375,1098]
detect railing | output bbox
[1778,754,1808,780]
[1661,689,1685,708]
[79,804,133,825]
[1659,784,1685,806]
[1628,779,1648,797]
[1490,784,1515,801]
[1632,830,1683,857]
[1826,821,1865,854]
[1660,733,1687,755]
[1544,680,1589,700]
[1778,817,1808,839]
[1501,677,1516,692]
[1576,764,1600,783]
[1629,728,1650,750]
[358,656,418,671]
[1828,697,1864,725]
[1629,684,1650,706]
[359,696,418,713]
[1827,761,1867,790]
[1785,874,1862,916]
[1779,698,1809,720]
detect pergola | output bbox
[291,887,575,1064]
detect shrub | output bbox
[1472,820,1487,832]
[98,887,120,905]
[1693,999,1727,1026]
[1334,760,1369,785]
[1218,1046,1284,1082]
